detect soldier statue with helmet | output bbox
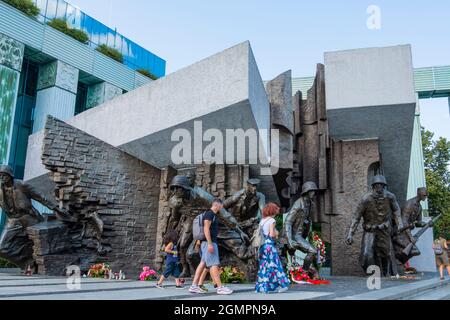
[346,175,404,276]
[279,181,320,278]
[0,165,72,271]
[165,174,250,278]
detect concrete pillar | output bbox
[86,82,123,109]
[0,33,24,232]
[33,60,79,133]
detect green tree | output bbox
[422,127,450,238]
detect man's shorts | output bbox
[200,242,220,268]
[163,262,181,278]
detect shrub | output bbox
[219,266,246,284]
[96,44,124,63]
[3,0,40,18]
[0,258,18,268]
[47,18,89,44]
[137,69,158,80]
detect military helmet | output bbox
[247,178,261,186]
[371,175,387,186]
[170,175,192,190]
[0,165,14,178]
[301,181,318,195]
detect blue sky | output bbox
[69,0,449,140]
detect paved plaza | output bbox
[0,269,448,300]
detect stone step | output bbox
[338,277,450,300]
[408,285,450,300]
[0,283,255,300]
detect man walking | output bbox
[189,198,233,295]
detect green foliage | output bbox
[137,69,158,80]
[47,18,89,44]
[219,266,246,284]
[422,127,450,238]
[3,0,40,18]
[0,258,18,268]
[96,44,124,63]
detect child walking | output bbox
[156,230,183,289]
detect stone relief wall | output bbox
[37,60,79,93]
[329,138,381,276]
[34,116,161,276]
[86,82,123,109]
[292,64,332,240]
[0,32,24,72]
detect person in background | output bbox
[189,198,233,295]
[255,203,290,293]
[433,235,450,280]
[156,230,183,289]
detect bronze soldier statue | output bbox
[279,181,319,277]
[166,174,250,277]
[0,165,69,270]
[393,187,429,265]
[346,175,404,276]
[223,178,265,240]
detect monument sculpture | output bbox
[163,174,252,278]
[279,181,319,278]
[223,178,265,241]
[0,164,71,269]
[393,187,442,269]
[0,42,431,279]
[346,175,404,276]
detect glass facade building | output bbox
[0,0,167,229]
[33,0,166,77]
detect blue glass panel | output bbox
[45,0,57,20]
[97,23,108,46]
[106,28,116,49]
[89,18,101,45]
[55,0,67,19]
[65,3,77,26]
[114,33,123,52]
[35,0,47,21]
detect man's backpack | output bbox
[192,212,216,241]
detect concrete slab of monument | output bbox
[24,41,272,194]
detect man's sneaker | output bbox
[217,286,233,295]
[175,285,185,290]
[189,285,207,294]
[278,286,288,293]
[199,284,209,292]
[155,283,164,289]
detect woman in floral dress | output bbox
[255,203,290,293]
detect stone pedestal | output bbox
[33,60,79,133]
[86,82,123,109]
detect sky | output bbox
[68,0,450,140]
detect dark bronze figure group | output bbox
[346,175,436,276]
[0,162,437,278]
[0,165,72,269]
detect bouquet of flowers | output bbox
[289,265,331,285]
[310,231,326,267]
[139,266,158,281]
[87,263,111,278]
[290,266,311,284]
[219,266,246,284]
